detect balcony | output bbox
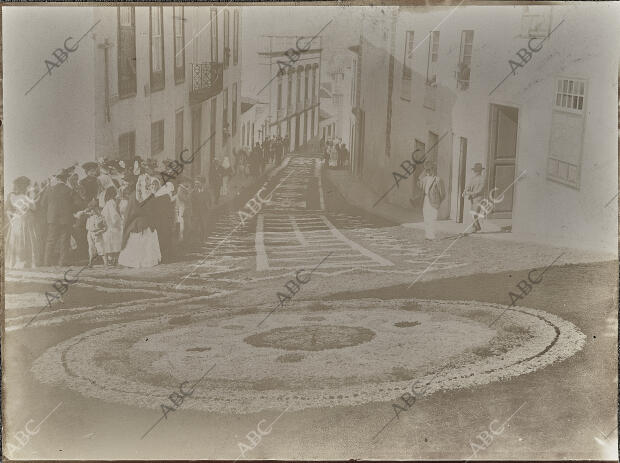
[190,62,223,104]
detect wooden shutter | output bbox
[118,7,136,98]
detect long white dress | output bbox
[421,175,439,240]
[101,199,122,253]
[118,229,161,268]
[117,195,161,268]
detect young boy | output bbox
[85,201,107,268]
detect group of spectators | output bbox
[5,157,218,269]
[5,136,296,270]
[322,139,350,169]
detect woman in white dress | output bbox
[221,156,232,196]
[328,143,338,168]
[118,177,161,268]
[101,186,122,266]
[417,161,444,240]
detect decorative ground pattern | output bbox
[31,298,585,414]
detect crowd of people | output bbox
[321,139,350,169]
[5,157,225,270]
[5,136,297,270]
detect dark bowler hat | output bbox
[82,161,99,172]
[472,163,485,173]
[13,176,31,190]
[55,168,72,182]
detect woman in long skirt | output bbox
[5,176,39,268]
[118,178,161,268]
[418,162,444,241]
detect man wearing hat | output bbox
[41,168,82,266]
[463,162,486,233]
[80,162,100,203]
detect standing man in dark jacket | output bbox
[41,170,81,266]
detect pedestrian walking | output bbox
[463,162,486,233]
[418,160,445,240]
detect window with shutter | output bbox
[426,31,439,86]
[119,131,136,160]
[547,77,587,188]
[173,6,185,84]
[150,7,165,92]
[151,120,164,155]
[117,7,136,99]
[457,30,474,90]
[224,10,230,68]
[233,10,239,65]
[401,31,414,101]
[211,9,219,63]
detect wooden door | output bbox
[488,104,518,217]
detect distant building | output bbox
[352,5,617,252]
[324,53,355,153]
[239,96,268,150]
[258,35,322,152]
[93,6,242,180]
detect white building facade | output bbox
[258,36,322,153]
[93,5,242,180]
[352,5,618,253]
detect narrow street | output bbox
[4,154,616,460]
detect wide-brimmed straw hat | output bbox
[472,163,485,173]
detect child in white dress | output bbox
[85,203,107,267]
[101,186,122,266]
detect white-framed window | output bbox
[554,78,586,114]
[547,77,587,188]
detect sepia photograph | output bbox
[1,1,618,460]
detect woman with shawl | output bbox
[118,176,161,268]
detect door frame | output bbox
[456,136,467,223]
[486,102,521,219]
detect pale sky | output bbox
[3,6,96,188]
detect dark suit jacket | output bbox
[41,183,81,225]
